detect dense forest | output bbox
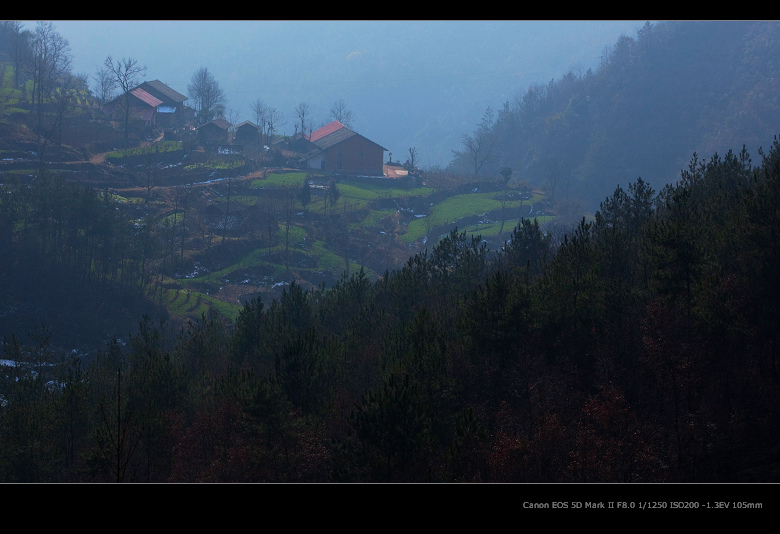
[2,20,780,484]
[2,141,780,482]
[450,21,780,214]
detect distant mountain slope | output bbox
[451,21,780,211]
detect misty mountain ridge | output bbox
[54,20,644,169]
[447,20,780,211]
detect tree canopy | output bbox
[187,66,226,124]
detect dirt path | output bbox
[88,131,165,165]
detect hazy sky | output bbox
[46,20,645,168]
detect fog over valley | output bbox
[53,20,643,168]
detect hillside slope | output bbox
[451,21,780,211]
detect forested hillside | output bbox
[2,139,780,482]
[450,21,780,213]
[1,20,558,357]
[2,20,780,484]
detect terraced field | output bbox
[157,170,555,322]
[1,119,555,326]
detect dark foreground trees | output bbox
[2,139,780,482]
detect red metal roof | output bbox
[130,87,163,108]
[308,120,345,142]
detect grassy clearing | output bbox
[355,208,395,229]
[0,68,26,112]
[284,223,308,245]
[400,192,526,244]
[336,179,434,201]
[163,286,210,317]
[177,220,374,295]
[432,192,529,223]
[147,283,241,322]
[459,216,556,239]
[399,190,549,244]
[172,169,551,314]
[186,246,277,285]
[0,168,36,178]
[157,212,182,228]
[103,192,145,204]
[180,224,311,284]
[315,179,434,222]
[251,171,308,188]
[311,239,358,277]
[230,194,260,206]
[402,217,434,244]
[183,159,246,172]
[104,141,183,160]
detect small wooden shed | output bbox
[196,117,231,146]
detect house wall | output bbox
[198,125,228,145]
[236,126,260,145]
[323,135,385,175]
[156,106,193,130]
[156,110,176,129]
[104,96,153,123]
[306,152,326,171]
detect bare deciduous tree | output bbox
[187,67,226,124]
[251,99,285,146]
[250,98,266,127]
[24,22,72,137]
[104,56,147,140]
[294,102,311,137]
[47,78,77,148]
[227,108,241,134]
[459,107,496,178]
[405,147,418,170]
[4,21,30,89]
[264,107,284,145]
[92,66,118,106]
[329,98,355,128]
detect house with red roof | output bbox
[101,80,193,131]
[136,80,193,128]
[300,120,387,176]
[102,87,161,129]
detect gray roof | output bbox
[196,117,232,130]
[300,123,387,162]
[312,126,358,150]
[314,126,387,150]
[235,120,259,130]
[140,80,188,104]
